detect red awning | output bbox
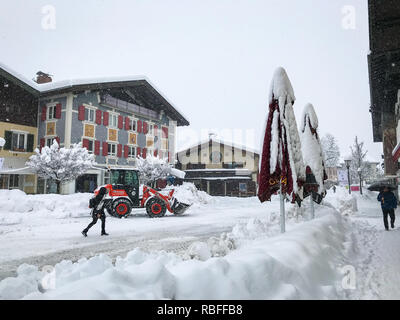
[392,142,400,162]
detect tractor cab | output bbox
[106,168,140,206]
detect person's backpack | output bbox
[89,197,97,209]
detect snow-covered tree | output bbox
[321,133,340,167]
[136,155,173,186]
[0,137,5,148]
[26,141,95,193]
[300,103,327,194]
[349,136,368,188]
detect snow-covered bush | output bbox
[136,155,172,185]
[26,141,94,193]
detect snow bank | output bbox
[0,189,92,223]
[324,187,358,216]
[0,207,347,300]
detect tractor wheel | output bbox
[146,198,166,218]
[112,198,132,218]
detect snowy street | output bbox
[0,189,280,281]
[1,186,400,299]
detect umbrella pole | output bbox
[310,192,315,220]
[280,182,286,233]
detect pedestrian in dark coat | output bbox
[377,187,397,231]
[82,187,109,237]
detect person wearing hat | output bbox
[82,187,109,237]
[377,186,397,231]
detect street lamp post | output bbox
[357,167,363,195]
[344,157,352,195]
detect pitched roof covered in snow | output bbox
[177,137,260,156]
[0,62,189,126]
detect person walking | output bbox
[82,187,109,237]
[377,186,397,231]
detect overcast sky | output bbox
[0,0,381,162]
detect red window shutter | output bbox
[55,104,62,119]
[78,105,85,121]
[96,110,102,125]
[154,125,158,136]
[103,111,109,126]
[124,145,129,158]
[125,117,130,131]
[143,122,148,134]
[137,120,142,133]
[40,138,45,151]
[82,138,89,150]
[117,144,122,158]
[162,127,168,138]
[94,140,100,155]
[168,152,171,163]
[118,115,124,129]
[137,147,141,157]
[55,137,60,146]
[41,106,47,121]
[154,149,158,157]
[102,142,108,156]
[142,148,147,159]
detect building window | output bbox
[108,143,117,157]
[128,146,136,158]
[109,114,118,128]
[47,105,56,120]
[149,124,154,136]
[11,132,26,152]
[0,175,9,189]
[85,108,95,123]
[87,140,94,154]
[46,137,57,147]
[9,175,19,189]
[161,139,168,150]
[239,183,247,193]
[129,119,137,131]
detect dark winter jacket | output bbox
[377,191,397,210]
[91,187,108,215]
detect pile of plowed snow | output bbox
[164,183,214,206]
[0,189,92,224]
[0,207,349,300]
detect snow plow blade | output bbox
[171,198,191,215]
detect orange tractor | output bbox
[94,168,190,218]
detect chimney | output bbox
[35,71,52,84]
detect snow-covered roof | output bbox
[177,137,260,155]
[0,62,189,126]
